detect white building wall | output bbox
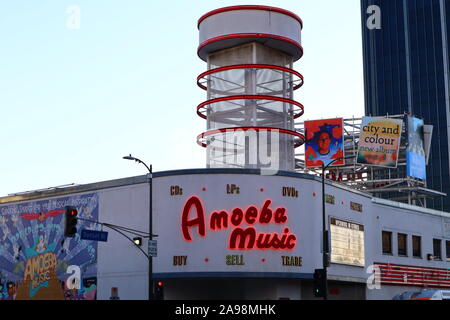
[1,169,450,300]
[96,183,149,300]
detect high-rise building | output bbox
[361,0,450,211]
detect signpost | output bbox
[81,229,109,242]
[148,240,157,257]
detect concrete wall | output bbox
[96,183,149,300]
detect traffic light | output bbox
[64,206,78,238]
[154,281,164,300]
[313,268,326,298]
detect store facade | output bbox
[1,169,449,300]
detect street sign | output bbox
[148,240,157,257]
[81,229,108,242]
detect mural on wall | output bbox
[0,193,99,300]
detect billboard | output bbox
[153,174,316,276]
[357,117,403,168]
[0,193,99,300]
[423,125,433,165]
[406,116,426,180]
[330,217,365,267]
[304,118,344,168]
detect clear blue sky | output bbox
[0,0,364,196]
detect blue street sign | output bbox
[81,229,108,242]
[148,240,157,257]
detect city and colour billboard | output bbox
[406,116,426,180]
[0,193,99,300]
[357,117,403,168]
[304,118,344,168]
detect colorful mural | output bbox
[0,193,99,300]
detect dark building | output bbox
[361,0,450,211]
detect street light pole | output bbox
[321,162,329,301]
[321,156,351,300]
[148,164,153,301]
[123,154,153,300]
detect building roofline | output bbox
[0,168,368,203]
[371,197,450,219]
[0,175,149,205]
[1,168,447,218]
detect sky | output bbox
[0,1,365,197]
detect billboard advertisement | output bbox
[304,118,344,168]
[357,117,403,168]
[330,217,365,267]
[0,193,99,300]
[406,116,426,180]
[153,174,317,276]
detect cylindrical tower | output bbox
[196,5,305,171]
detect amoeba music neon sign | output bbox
[181,196,297,250]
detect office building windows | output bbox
[446,241,450,262]
[433,239,442,260]
[445,241,450,261]
[398,233,407,256]
[361,0,450,212]
[412,235,422,258]
[382,231,393,255]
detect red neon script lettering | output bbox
[181,196,206,241]
[180,196,297,250]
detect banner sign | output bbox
[305,118,344,168]
[357,117,403,168]
[423,125,433,165]
[154,174,313,275]
[375,262,450,288]
[406,116,426,180]
[330,218,365,267]
[0,193,99,300]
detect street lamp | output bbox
[123,154,153,300]
[133,237,143,246]
[321,156,353,300]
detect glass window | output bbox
[413,235,421,258]
[446,241,450,262]
[398,233,408,256]
[433,239,442,260]
[382,231,393,255]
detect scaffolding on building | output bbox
[294,114,446,208]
